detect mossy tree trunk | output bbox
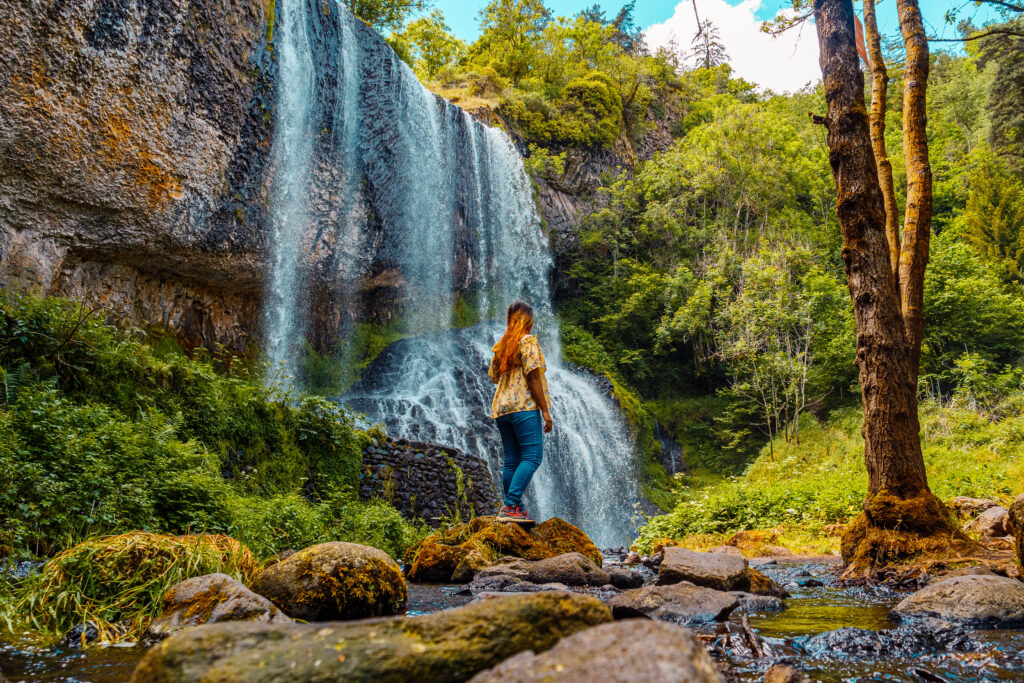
[863,0,901,288]
[812,0,956,575]
[895,0,933,383]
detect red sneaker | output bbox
[513,505,535,523]
[496,505,519,522]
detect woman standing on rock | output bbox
[488,301,553,524]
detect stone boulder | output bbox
[729,591,784,612]
[131,592,612,683]
[470,553,610,590]
[468,619,722,683]
[143,574,290,642]
[1010,493,1024,567]
[607,583,739,625]
[764,665,809,683]
[251,542,406,621]
[530,518,603,565]
[890,575,1024,628]
[948,497,1001,518]
[963,506,1011,538]
[406,517,600,583]
[801,621,980,658]
[658,547,750,591]
[606,566,644,589]
[747,567,789,598]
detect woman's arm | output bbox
[487,354,499,384]
[526,368,553,433]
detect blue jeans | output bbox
[495,409,543,508]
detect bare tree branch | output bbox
[928,27,1024,41]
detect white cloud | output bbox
[645,0,822,93]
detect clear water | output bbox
[262,0,639,546]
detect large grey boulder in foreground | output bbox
[891,574,1024,628]
[468,619,722,683]
[658,547,749,591]
[608,583,739,625]
[143,573,290,642]
[132,592,611,683]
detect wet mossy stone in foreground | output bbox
[890,574,1024,628]
[251,542,406,621]
[131,592,612,683]
[405,517,602,584]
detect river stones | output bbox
[608,583,739,624]
[891,574,1024,627]
[658,547,750,591]
[144,573,290,642]
[468,619,722,683]
[963,505,1011,538]
[530,518,603,565]
[948,496,1001,518]
[469,553,611,590]
[606,566,644,589]
[131,592,612,683]
[406,518,602,583]
[763,665,809,683]
[801,621,980,657]
[729,591,785,612]
[251,542,406,621]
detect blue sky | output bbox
[421,0,1001,91]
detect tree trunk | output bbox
[812,0,954,575]
[863,0,901,288]
[896,0,932,383]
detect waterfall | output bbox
[265,0,638,546]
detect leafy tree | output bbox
[957,149,1024,278]
[475,0,551,85]
[392,9,466,80]
[346,0,432,34]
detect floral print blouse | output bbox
[488,334,552,419]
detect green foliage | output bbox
[345,0,431,34]
[635,401,1024,551]
[390,9,466,80]
[0,293,421,562]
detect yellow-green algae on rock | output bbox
[251,541,406,621]
[131,591,612,683]
[405,516,603,583]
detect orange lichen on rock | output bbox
[405,517,602,583]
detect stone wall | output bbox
[360,438,500,523]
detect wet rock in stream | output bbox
[468,619,723,683]
[608,583,739,625]
[891,574,1024,628]
[799,620,982,659]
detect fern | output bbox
[1,362,35,405]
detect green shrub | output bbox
[501,71,623,148]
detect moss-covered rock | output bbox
[143,573,290,642]
[1009,494,1024,568]
[251,542,406,621]
[131,592,612,683]
[405,517,602,583]
[531,518,602,566]
[746,567,789,598]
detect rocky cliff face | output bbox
[0,0,274,351]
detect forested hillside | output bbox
[387,0,1024,528]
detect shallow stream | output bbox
[2,561,1022,682]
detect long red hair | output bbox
[494,301,534,377]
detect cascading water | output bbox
[265,0,638,546]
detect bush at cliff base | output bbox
[3,532,258,642]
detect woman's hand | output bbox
[542,410,553,433]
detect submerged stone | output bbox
[468,619,722,683]
[608,582,739,625]
[131,592,611,683]
[143,573,290,642]
[891,574,1024,628]
[606,566,644,589]
[800,619,980,658]
[251,542,406,621]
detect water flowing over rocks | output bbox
[131,592,612,683]
[143,573,290,643]
[250,542,406,621]
[360,437,499,522]
[468,619,723,683]
[608,583,740,625]
[890,574,1024,628]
